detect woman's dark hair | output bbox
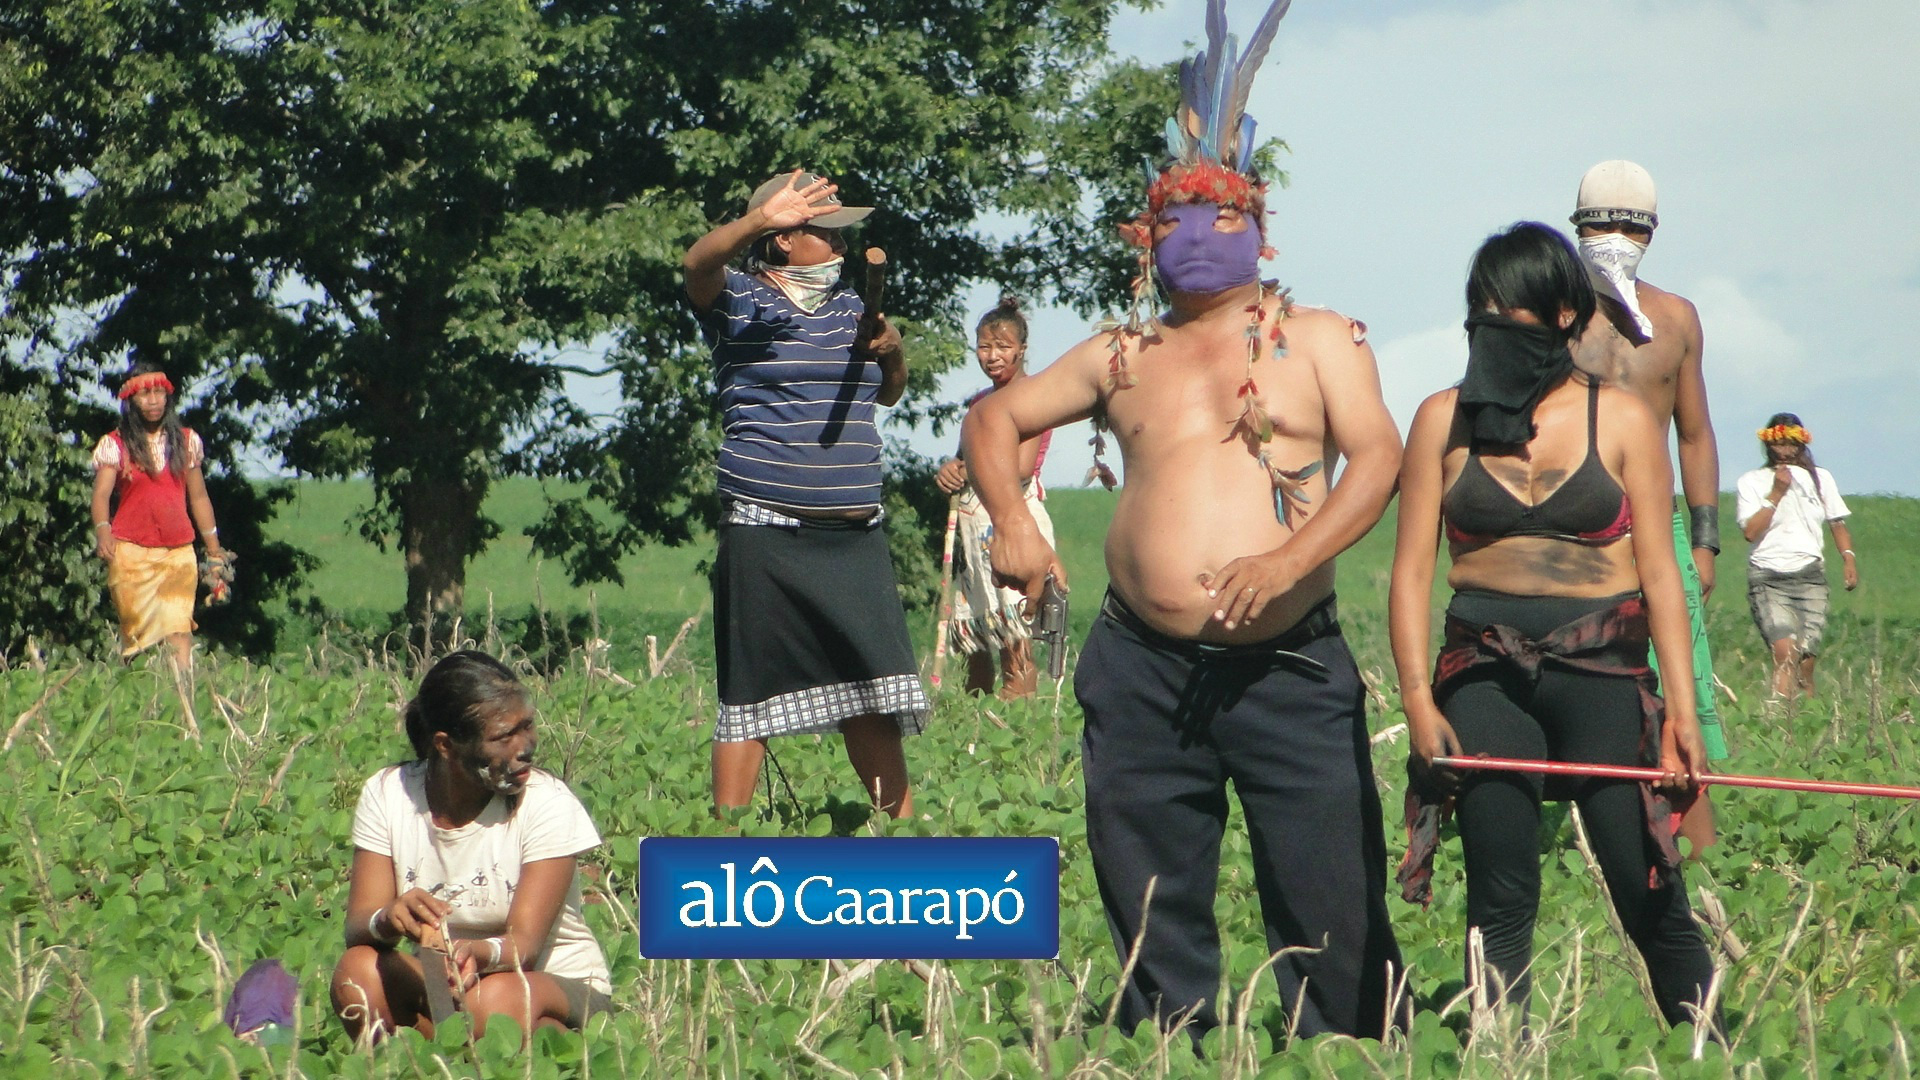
[746,231,789,268]
[976,294,1029,344]
[116,363,189,478]
[402,651,529,760]
[1465,222,1597,347]
[1761,411,1824,500]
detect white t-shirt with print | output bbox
[350,762,611,992]
[1735,465,1849,574]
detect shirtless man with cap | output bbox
[964,1,1404,1040]
[1570,160,1725,848]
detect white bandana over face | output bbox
[1577,233,1653,340]
[758,256,844,313]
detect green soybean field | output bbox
[4,489,1919,1078]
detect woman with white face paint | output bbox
[332,651,612,1042]
[935,295,1056,699]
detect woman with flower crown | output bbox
[1735,413,1858,702]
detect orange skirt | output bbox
[107,541,197,655]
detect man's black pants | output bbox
[1074,593,1404,1042]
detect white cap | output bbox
[1572,160,1658,229]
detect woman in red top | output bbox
[90,365,226,666]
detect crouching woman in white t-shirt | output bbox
[331,651,613,1040]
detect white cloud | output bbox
[894,2,1919,494]
[1371,322,1465,439]
[1688,275,1806,385]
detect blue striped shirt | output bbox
[700,267,884,514]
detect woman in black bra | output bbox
[1388,222,1717,1033]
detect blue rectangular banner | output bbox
[638,837,1059,959]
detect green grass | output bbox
[5,488,1919,1076]
[271,477,713,624]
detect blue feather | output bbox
[1167,0,1294,177]
[1236,115,1258,173]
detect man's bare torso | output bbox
[1101,296,1349,642]
[1573,281,1696,431]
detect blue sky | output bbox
[918,0,1920,497]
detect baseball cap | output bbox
[1572,160,1658,229]
[746,171,874,229]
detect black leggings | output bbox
[1440,590,1715,1028]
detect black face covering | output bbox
[1457,312,1573,448]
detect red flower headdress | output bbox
[1757,423,1811,445]
[118,371,174,400]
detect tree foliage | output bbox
[0,366,108,658]
[3,0,1178,643]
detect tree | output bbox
[4,0,1176,643]
[0,364,107,659]
[526,8,1182,591]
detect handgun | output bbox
[1034,574,1069,680]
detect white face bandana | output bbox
[758,256,844,313]
[1577,233,1653,340]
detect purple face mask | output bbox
[1153,203,1261,295]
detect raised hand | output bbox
[756,171,839,231]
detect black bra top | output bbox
[1443,380,1632,547]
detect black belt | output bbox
[1099,589,1338,675]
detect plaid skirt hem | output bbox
[716,674,931,742]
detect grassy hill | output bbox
[270,480,1920,689]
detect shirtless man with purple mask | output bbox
[963,0,1404,1040]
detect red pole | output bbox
[1430,755,1920,801]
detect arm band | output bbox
[366,908,400,945]
[1688,504,1720,554]
[480,936,510,973]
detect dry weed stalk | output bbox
[1694,883,1748,961]
[1221,941,1322,1073]
[1734,884,1815,1052]
[646,616,701,679]
[4,665,80,752]
[1568,803,1662,1015]
[3,920,66,1042]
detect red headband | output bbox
[1145,163,1267,224]
[118,372,174,400]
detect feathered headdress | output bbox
[1142,0,1293,222]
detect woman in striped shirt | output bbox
[683,170,930,819]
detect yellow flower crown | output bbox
[1757,423,1811,445]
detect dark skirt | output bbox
[713,518,930,742]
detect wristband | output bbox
[1842,549,1856,557]
[366,908,400,945]
[94,522,112,531]
[1687,504,1720,555]
[1764,495,1780,509]
[482,936,506,972]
